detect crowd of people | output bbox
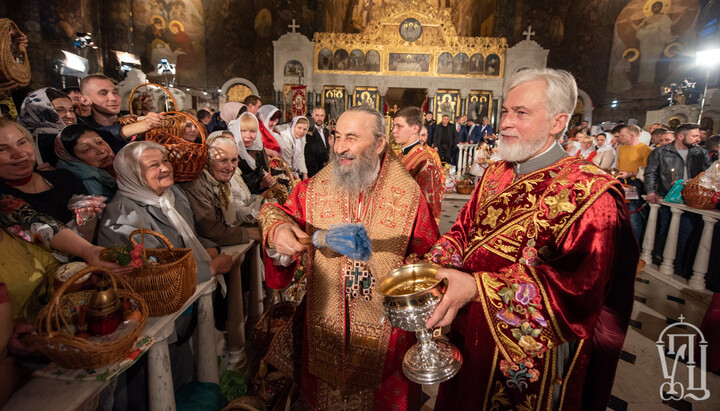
[1,63,719,410]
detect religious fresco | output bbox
[349,50,365,71]
[388,53,430,72]
[399,17,423,42]
[438,52,453,74]
[284,60,304,78]
[318,48,333,70]
[606,0,700,95]
[227,83,252,103]
[469,53,484,74]
[131,0,206,86]
[322,86,347,123]
[366,50,381,71]
[485,54,500,76]
[453,53,469,74]
[434,90,460,123]
[468,90,492,122]
[334,49,350,70]
[353,87,379,110]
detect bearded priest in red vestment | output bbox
[393,106,444,224]
[425,69,639,411]
[259,106,439,410]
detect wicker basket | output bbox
[120,82,178,123]
[254,301,296,355]
[127,229,197,316]
[456,180,474,194]
[0,18,30,87]
[145,110,208,182]
[682,172,717,210]
[24,266,148,369]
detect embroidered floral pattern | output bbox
[499,358,540,392]
[425,237,463,268]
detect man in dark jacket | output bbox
[434,115,458,164]
[304,107,330,177]
[645,123,711,202]
[645,123,711,274]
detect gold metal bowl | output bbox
[379,262,445,308]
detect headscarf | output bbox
[201,132,237,225]
[54,133,117,198]
[228,112,263,170]
[286,116,308,174]
[256,105,282,153]
[16,88,66,139]
[113,141,210,263]
[219,102,245,125]
[595,133,614,153]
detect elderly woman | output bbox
[276,116,309,180]
[0,119,89,226]
[16,88,76,166]
[573,133,597,162]
[98,141,233,282]
[229,112,276,194]
[56,124,117,199]
[593,133,616,171]
[181,132,260,246]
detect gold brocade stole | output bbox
[399,144,433,177]
[304,152,421,389]
[466,158,620,266]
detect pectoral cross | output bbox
[288,19,300,33]
[523,25,536,41]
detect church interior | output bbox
[2,0,720,410]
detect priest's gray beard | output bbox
[496,126,552,163]
[331,143,382,195]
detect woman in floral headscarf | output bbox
[16,88,76,166]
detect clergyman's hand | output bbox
[272,222,309,257]
[426,268,478,328]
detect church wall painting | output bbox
[469,53,484,74]
[468,90,492,123]
[131,0,207,86]
[606,0,700,96]
[485,54,500,76]
[318,48,333,70]
[353,87,379,110]
[322,86,347,124]
[366,50,381,71]
[453,53,469,74]
[284,60,304,78]
[438,52,453,74]
[334,49,350,70]
[388,53,430,72]
[349,50,365,71]
[434,90,460,123]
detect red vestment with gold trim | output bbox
[427,156,638,410]
[259,151,439,410]
[398,144,444,223]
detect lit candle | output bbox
[671,168,675,182]
[715,164,719,183]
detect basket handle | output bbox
[44,265,136,335]
[129,228,175,249]
[128,82,178,118]
[164,110,207,144]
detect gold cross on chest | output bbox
[380,187,407,228]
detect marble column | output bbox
[148,321,176,411]
[196,284,220,383]
[641,203,661,264]
[660,206,684,276]
[689,215,717,290]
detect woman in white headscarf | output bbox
[98,141,233,281]
[180,131,261,246]
[592,133,615,171]
[256,105,283,159]
[276,116,309,179]
[228,112,276,194]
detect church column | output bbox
[346,86,355,109]
[459,90,470,117]
[378,86,388,115]
[426,88,437,115]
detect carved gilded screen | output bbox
[322,86,347,123]
[227,84,252,103]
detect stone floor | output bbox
[424,194,720,410]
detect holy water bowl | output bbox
[379,262,463,384]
